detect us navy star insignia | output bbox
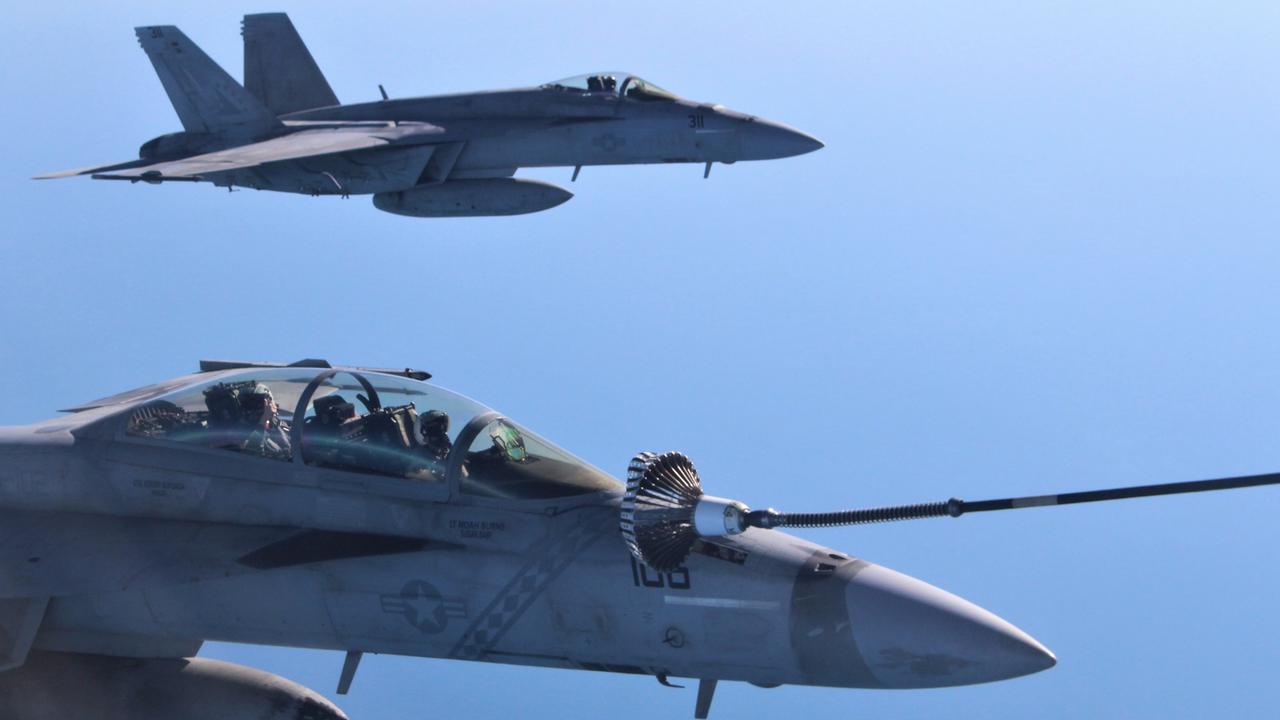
[592,133,626,152]
[380,580,467,634]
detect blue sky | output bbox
[3,1,1280,717]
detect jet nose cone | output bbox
[738,118,824,160]
[846,564,1055,688]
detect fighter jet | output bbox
[2,359,1277,719]
[35,14,823,217]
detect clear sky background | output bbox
[3,1,1280,718]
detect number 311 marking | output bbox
[688,114,705,129]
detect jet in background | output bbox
[37,14,823,217]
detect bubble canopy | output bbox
[541,72,678,102]
[123,367,621,500]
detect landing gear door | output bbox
[0,596,48,671]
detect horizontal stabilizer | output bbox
[242,13,339,114]
[136,25,282,137]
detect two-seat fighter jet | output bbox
[36,14,823,217]
[2,359,1278,719]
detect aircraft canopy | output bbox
[542,73,678,102]
[122,367,621,500]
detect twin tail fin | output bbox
[242,13,339,115]
[135,25,282,138]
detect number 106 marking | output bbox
[630,557,691,590]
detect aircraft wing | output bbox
[33,159,154,180]
[89,124,445,184]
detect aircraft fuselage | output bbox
[281,86,822,174]
[0,404,1052,692]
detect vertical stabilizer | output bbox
[242,13,340,115]
[135,26,282,138]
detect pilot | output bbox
[420,410,452,461]
[586,76,604,92]
[240,384,292,460]
[404,409,455,481]
[205,381,291,460]
[601,75,617,93]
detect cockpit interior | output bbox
[542,73,678,102]
[124,368,620,500]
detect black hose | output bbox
[749,470,1280,531]
[746,498,966,529]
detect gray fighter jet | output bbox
[3,359,1278,719]
[36,14,823,217]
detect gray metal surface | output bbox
[36,14,823,217]
[0,362,1053,719]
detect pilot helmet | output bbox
[242,383,274,414]
[204,381,274,426]
[421,409,449,436]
